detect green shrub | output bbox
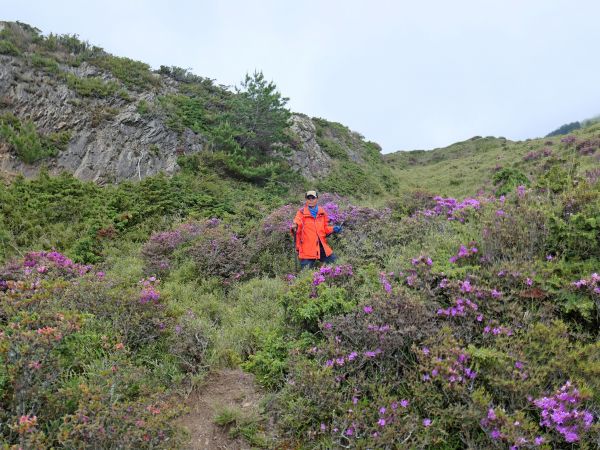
[0,40,21,55]
[0,113,67,163]
[536,164,574,193]
[29,53,60,73]
[92,55,160,90]
[65,73,119,98]
[241,330,289,389]
[480,196,550,263]
[492,167,529,196]
[547,185,600,260]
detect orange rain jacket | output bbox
[292,205,335,260]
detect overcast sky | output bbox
[3,0,600,153]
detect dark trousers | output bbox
[300,242,337,269]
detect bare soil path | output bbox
[179,369,265,450]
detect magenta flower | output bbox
[377,418,386,427]
[363,305,373,314]
[423,418,432,427]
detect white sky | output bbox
[2,0,600,153]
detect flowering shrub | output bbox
[575,137,600,156]
[141,221,203,275]
[449,242,479,264]
[560,135,577,146]
[186,221,250,282]
[480,196,549,263]
[523,147,553,161]
[534,381,594,443]
[480,407,546,448]
[311,264,353,287]
[0,250,93,281]
[0,254,187,447]
[418,344,477,388]
[318,292,436,377]
[419,195,484,222]
[571,272,600,297]
[248,204,298,275]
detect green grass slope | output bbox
[385,122,600,197]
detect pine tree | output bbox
[230,71,291,155]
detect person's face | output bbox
[306,195,318,207]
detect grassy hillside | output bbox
[386,121,600,198]
[1,22,599,450]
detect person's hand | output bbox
[333,225,342,233]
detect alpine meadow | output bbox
[1,21,599,449]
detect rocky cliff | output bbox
[0,21,381,183]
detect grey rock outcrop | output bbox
[0,55,206,183]
[0,43,380,183]
[286,115,332,181]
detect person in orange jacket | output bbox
[290,190,342,269]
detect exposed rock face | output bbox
[287,115,332,181]
[0,41,380,183]
[0,55,206,183]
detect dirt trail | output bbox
[179,369,265,450]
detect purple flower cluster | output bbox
[411,255,433,267]
[262,204,297,234]
[449,243,478,264]
[312,264,353,287]
[421,349,477,384]
[318,194,391,227]
[483,324,513,336]
[534,381,594,443]
[285,273,297,283]
[575,138,600,156]
[142,222,204,273]
[420,196,483,222]
[139,276,161,304]
[374,399,410,429]
[560,135,577,145]
[22,251,92,278]
[437,297,479,317]
[585,167,600,184]
[523,148,553,161]
[482,407,545,447]
[571,272,600,295]
[378,271,393,294]
[325,348,381,368]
